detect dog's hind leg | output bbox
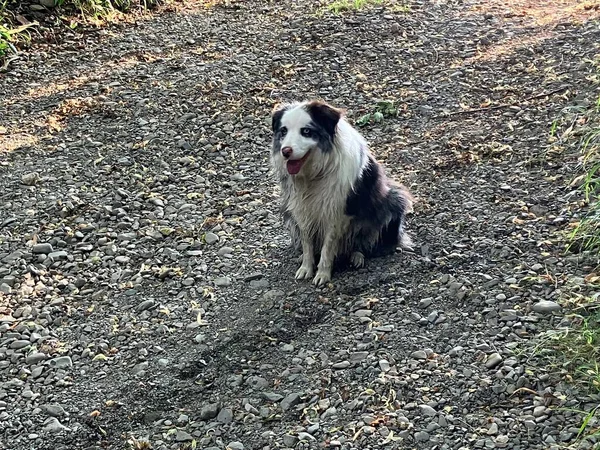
[295,230,315,280]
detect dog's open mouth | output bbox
[286,151,310,175]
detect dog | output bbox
[270,100,414,286]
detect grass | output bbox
[568,94,600,254]
[0,0,166,63]
[531,57,600,446]
[322,0,410,15]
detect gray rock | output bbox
[217,407,233,423]
[9,340,30,349]
[48,251,68,262]
[205,232,219,244]
[419,404,437,417]
[50,356,73,369]
[283,434,299,447]
[42,404,66,417]
[263,392,283,402]
[200,403,220,420]
[415,431,430,442]
[0,283,11,294]
[411,350,428,360]
[32,243,54,254]
[136,299,156,312]
[21,172,40,186]
[175,430,193,442]
[332,360,350,369]
[214,276,231,287]
[25,353,47,365]
[485,353,503,369]
[281,393,302,411]
[532,300,561,314]
[43,417,70,433]
[227,442,244,450]
[132,361,148,375]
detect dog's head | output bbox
[270,100,342,176]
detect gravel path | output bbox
[1,1,600,449]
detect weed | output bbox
[355,100,398,127]
[327,0,383,14]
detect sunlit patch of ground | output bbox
[457,0,600,64]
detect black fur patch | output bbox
[304,101,341,153]
[271,105,289,155]
[346,155,410,256]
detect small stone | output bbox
[32,243,53,254]
[214,276,231,287]
[50,356,73,369]
[332,360,350,369]
[419,405,436,417]
[43,417,70,433]
[42,404,66,417]
[136,300,156,312]
[21,172,40,186]
[0,283,10,294]
[533,406,547,417]
[485,353,503,369]
[217,408,233,423]
[132,361,148,375]
[411,350,428,360]
[227,442,244,450]
[175,430,193,442]
[532,300,561,314]
[379,359,391,372]
[205,232,219,244]
[263,392,283,402]
[281,393,302,411]
[26,353,47,364]
[200,403,220,420]
[283,435,298,447]
[48,251,68,262]
[414,431,430,442]
[9,340,30,349]
[487,422,498,435]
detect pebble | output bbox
[485,353,503,369]
[217,407,233,423]
[214,276,231,287]
[200,403,220,420]
[32,243,54,254]
[332,360,351,369]
[281,393,302,411]
[42,404,66,417]
[419,404,437,416]
[25,352,47,364]
[532,300,561,313]
[227,442,244,450]
[175,430,193,442]
[50,356,73,369]
[411,350,428,360]
[205,232,219,244]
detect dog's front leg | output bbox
[313,228,342,287]
[295,231,315,280]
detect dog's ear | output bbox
[271,103,289,132]
[306,101,342,137]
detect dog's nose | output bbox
[281,147,293,159]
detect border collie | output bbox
[269,100,414,286]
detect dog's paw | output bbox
[350,251,365,268]
[312,270,331,287]
[295,265,314,280]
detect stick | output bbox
[433,84,570,119]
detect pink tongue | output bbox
[287,160,304,175]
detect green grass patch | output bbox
[568,94,600,254]
[321,0,410,15]
[355,100,398,127]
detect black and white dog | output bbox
[270,100,414,286]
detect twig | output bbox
[433,84,570,119]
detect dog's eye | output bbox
[279,127,287,137]
[300,128,312,137]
